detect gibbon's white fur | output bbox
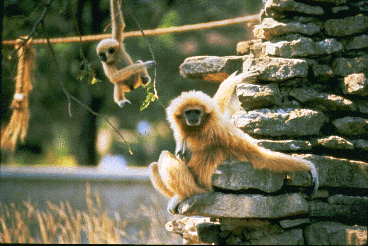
[96,0,155,107]
[150,71,318,213]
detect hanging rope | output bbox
[1,38,35,151]
[1,14,259,46]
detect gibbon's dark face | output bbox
[184,108,203,126]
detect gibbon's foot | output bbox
[136,60,156,69]
[141,76,151,85]
[143,60,156,68]
[167,195,181,214]
[117,99,131,108]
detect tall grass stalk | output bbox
[0,184,181,244]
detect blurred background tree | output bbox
[1,0,263,167]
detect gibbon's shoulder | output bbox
[96,38,119,52]
[166,91,219,117]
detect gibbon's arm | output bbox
[111,0,125,43]
[213,70,260,114]
[110,60,156,84]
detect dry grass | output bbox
[0,183,181,244]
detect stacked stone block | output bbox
[166,0,368,244]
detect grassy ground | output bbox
[0,183,182,244]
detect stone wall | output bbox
[166,0,368,244]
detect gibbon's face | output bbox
[96,38,120,64]
[182,106,204,126]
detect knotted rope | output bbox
[1,38,35,151]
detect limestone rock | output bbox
[353,139,368,151]
[250,229,304,245]
[333,55,368,77]
[179,56,244,82]
[357,100,368,113]
[176,192,309,218]
[264,37,343,58]
[301,154,368,189]
[279,218,311,229]
[234,108,327,137]
[264,0,324,16]
[253,18,321,40]
[324,14,368,36]
[243,57,308,82]
[196,222,222,244]
[315,136,354,150]
[213,160,313,193]
[289,87,357,112]
[212,161,285,193]
[311,64,334,80]
[344,34,368,50]
[305,222,367,245]
[332,117,368,135]
[165,217,211,244]
[256,139,312,152]
[236,83,282,109]
[343,73,368,96]
[237,39,261,55]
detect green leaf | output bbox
[91,76,101,84]
[140,91,156,111]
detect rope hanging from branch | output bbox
[1,38,35,151]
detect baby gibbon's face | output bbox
[96,38,120,64]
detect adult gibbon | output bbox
[149,71,318,213]
[96,0,155,107]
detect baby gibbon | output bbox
[150,71,318,213]
[96,0,155,107]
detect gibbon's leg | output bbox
[136,60,151,85]
[110,61,156,84]
[149,162,175,198]
[213,70,260,114]
[156,151,208,200]
[114,84,130,107]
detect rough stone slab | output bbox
[176,192,309,218]
[237,39,261,55]
[344,34,368,50]
[300,154,368,189]
[311,64,334,80]
[333,56,368,77]
[250,229,304,245]
[256,139,312,152]
[308,0,347,4]
[279,218,311,229]
[213,160,313,192]
[353,139,368,151]
[179,56,244,82]
[305,222,367,245]
[309,195,368,226]
[253,18,321,40]
[332,117,368,135]
[237,83,283,110]
[212,161,286,193]
[243,57,308,82]
[265,0,324,16]
[165,217,211,245]
[343,73,368,96]
[233,108,327,137]
[289,87,357,112]
[264,37,343,58]
[196,222,222,244]
[357,100,368,114]
[315,136,354,150]
[324,14,368,36]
